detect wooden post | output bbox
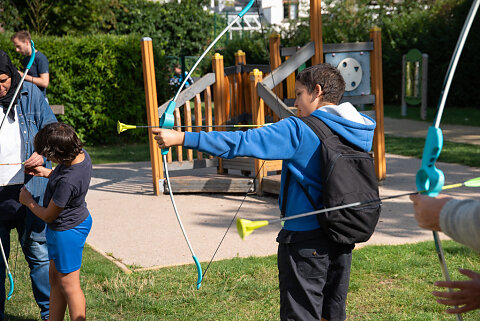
[194,93,203,160]
[249,69,267,194]
[310,0,323,65]
[370,27,386,180]
[235,50,246,117]
[269,34,283,101]
[204,86,214,159]
[140,37,163,195]
[184,101,193,161]
[212,53,226,173]
[285,56,296,99]
[174,109,183,162]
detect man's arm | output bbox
[19,71,49,89]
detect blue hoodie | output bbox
[183,102,376,231]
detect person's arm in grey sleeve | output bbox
[440,199,480,253]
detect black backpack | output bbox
[281,115,381,245]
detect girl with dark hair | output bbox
[19,122,92,321]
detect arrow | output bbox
[117,120,272,134]
[237,177,480,239]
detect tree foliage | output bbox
[279,0,480,107]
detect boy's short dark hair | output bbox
[34,122,83,163]
[11,30,31,42]
[296,64,346,105]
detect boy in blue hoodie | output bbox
[153,64,376,321]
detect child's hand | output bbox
[152,128,185,149]
[433,269,480,314]
[19,186,34,206]
[24,152,44,168]
[24,165,48,177]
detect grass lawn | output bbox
[7,238,480,320]
[384,104,480,127]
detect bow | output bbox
[158,0,256,289]
[415,1,479,320]
[0,40,36,301]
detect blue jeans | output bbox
[0,217,50,320]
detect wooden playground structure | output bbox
[141,0,385,196]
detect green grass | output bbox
[384,104,480,127]
[84,143,151,164]
[7,237,480,320]
[386,135,480,168]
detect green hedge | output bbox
[0,33,170,145]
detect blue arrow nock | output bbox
[416,126,445,196]
[158,101,176,155]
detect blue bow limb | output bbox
[6,272,13,301]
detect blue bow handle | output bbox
[26,40,36,69]
[6,272,13,301]
[416,126,445,196]
[159,100,176,155]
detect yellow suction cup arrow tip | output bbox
[117,121,136,134]
[236,219,269,240]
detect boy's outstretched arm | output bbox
[152,128,185,149]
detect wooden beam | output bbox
[250,69,267,195]
[140,37,163,195]
[370,27,386,180]
[310,0,323,65]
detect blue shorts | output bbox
[46,214,92,274]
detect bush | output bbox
[0,33,169,145]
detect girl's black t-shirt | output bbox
[43,150,92,231]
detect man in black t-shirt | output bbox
[11,31,49,98]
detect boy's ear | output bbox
[315,84,323,99]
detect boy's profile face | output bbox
[294,82,322,117]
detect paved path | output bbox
[85,117,480,271]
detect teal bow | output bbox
[159,0,256,289]
[415,1,479,320]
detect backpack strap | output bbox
[280,170,291,218]
[301,115,335,141]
